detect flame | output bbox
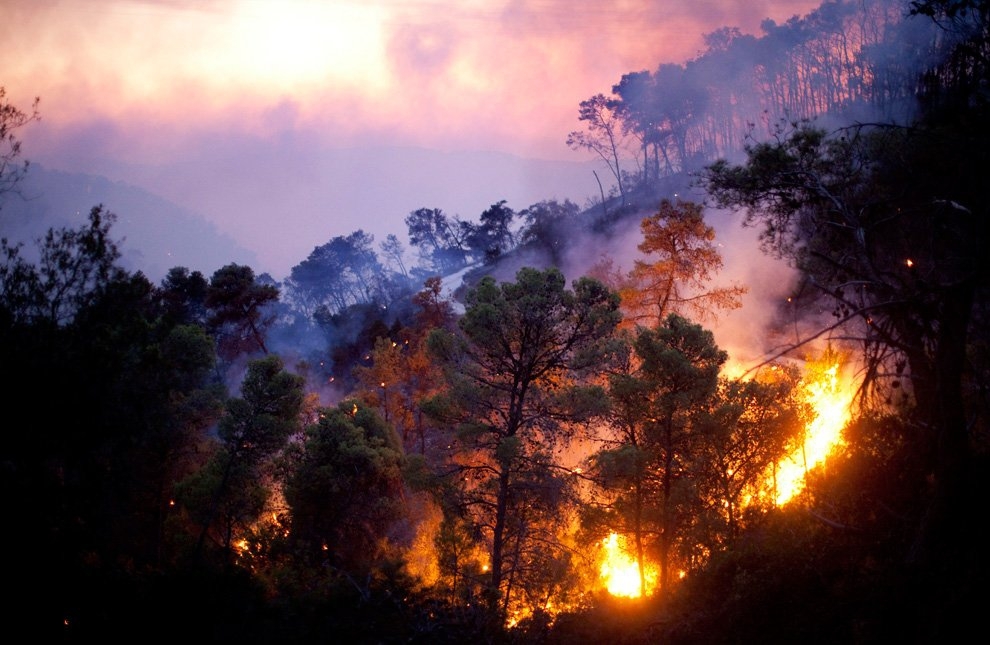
[772,355,855,505]
[599,532,657,598]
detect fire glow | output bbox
[772,356,854,506]
[599,532,657,598]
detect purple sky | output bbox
[2,0,822,279]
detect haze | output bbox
[2,0,821,279]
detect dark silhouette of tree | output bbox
[0,86,39,209]
[466,200,516,263]
[0,205,126,327]
[702,107,989,567]
[567,94,628,203]
[405,207,471,274]
[206,263,278,359]
[518,198,580,266]
[286,230,385,317]
[0,208,230,634]
[423,267,621,621]
[179,354,304,565]
[282,399,406,584]
[157,266,209,326]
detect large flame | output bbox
[773,355,855,505]
[599,532,657,598]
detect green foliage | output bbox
[175,355,304,563]
[586,313,729,597]
[424,266,621,614]
[206,263,279,358]
[282,399,406,577]
[220,355,305,458]
[692,369,806,543]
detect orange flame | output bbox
[773,355,854,505]
[599,532,657,598]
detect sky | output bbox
[1,0,823,279]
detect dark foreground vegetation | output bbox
[3,1,990,642]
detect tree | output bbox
[411,275,456,333]
[379,233,409,279]
[282,400,406,581]
[0,87,40,209]
[591,313,726,596]
[0,205,126,328]
[157,266,209,326]
[467,200,516,263]
[701,111,989,567]
[619,199,747,328]
[692,366,805,543]
[423,267,621,618]
[405,207,470,274]
[179,355,305,564]
[0,206,231,630]
[909,0,989,22]
[206,263,279,359]
[286,230,386,317]
[518,198,580,266]
[609,64,708,181]
[567,93,627,203]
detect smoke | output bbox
[546,182,799,375]
[702,208,801,374]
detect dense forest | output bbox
[2,0,988,642]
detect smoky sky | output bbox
[1,0,823,278]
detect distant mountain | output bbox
[66,142,612,280]
[0,164,258,284]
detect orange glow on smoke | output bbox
[772,354,855,505]
[599,532,657,598]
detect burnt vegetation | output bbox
[3,1,989,642]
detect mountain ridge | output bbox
[0,163,259,284]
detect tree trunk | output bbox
[909,281,974,567]
[659,417,674,593]
[488,465,511,614]
[634,478,646,597]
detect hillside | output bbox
[0,164,258,283]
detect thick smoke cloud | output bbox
[1,0,823,278]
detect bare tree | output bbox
[0,87,40,210]
[567,94,628,204]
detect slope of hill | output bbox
[0,164,258,283]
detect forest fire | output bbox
[772,353,856,506]
[599,532,657,598]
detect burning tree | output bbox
[618,199,747,328]
[352,277,456,455]
[692,363,807,543]
[422,267,621,622]
[176,355,305,565]
[702,105,989,565]
[588,313,726,597]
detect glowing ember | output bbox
[773,357,854,505]
[599,532,657,597]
